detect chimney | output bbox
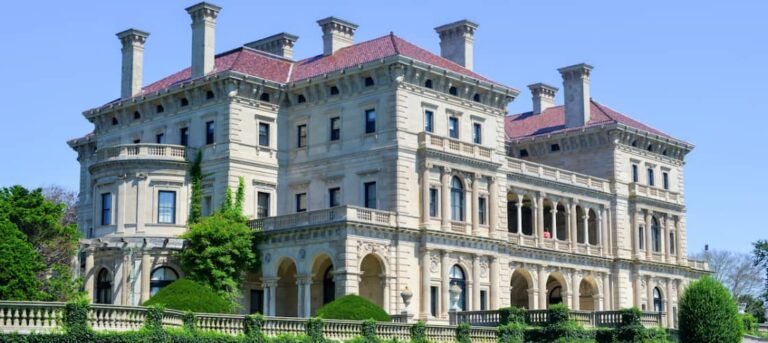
[434,20,478,70]
[245,33,299,59]
[186,2,221,78]
[527,83,558,115]
[317,17,358,56]
[116,29,149,99]
[558,63,594,128]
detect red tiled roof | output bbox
[505,100,675,140]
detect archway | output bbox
[579,278,599,311]
[546,273,567,308]
[509,269,533,309]
[449,265,467,311]
[310,254,334,315]
[359,254,385,308]
[653,287,663,312]
[96,268,113,304]
[150,266,178,296]
[276,258,298,317]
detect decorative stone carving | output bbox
[357,240,389,259]
[479,259,489,278]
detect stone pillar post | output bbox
[381,274,391,313]
[421,164,431,226]
[262,278,278,316]
[571,270,580,310]
[660,215,667,263]
[440,250,450,318]
[84,247,95,302]
[665,279,674,328]
[535,195,544,246]
[420,248,431,319]
[471,175,480,235]
[604,208,612,255]
[488,177,498,234]
[601,273,611,310]
[537,266,548,309]
[582,210,590,245]
[674,218,682,264]
[664,216,672,262]
[334,270,360,298]
[645,212,652,259]
[597,208,604,252]
[140,250,151,303]
[550,202,558,240]
[633,269,643,308]
[472,255,481,310]
[441,168,451,229]
[121,250,131,305]
[489,256,499,309]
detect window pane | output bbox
[257,192,270,218]
[478,197,487,225]
[298,125,307,147]
[449,117,459,139]
[329,187,340,207]
[296,193,307,212]
[259,123,270,147]
[101,193,111,226]
[180,127,189,146]
[365,109,376,133]
[330,117,340,141]
[206,121,215,145]
[158,191,176,224]
[156,133,165,144]
[364,182,376,209]
[425,111,434,133]
[473,123,482,144]
[429,188,438,217]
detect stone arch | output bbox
[509,268,534,309]
[359,254,386,308]
[546,272,568,307]
[275,257,298,317]
[588,208,598,245]
[310,253,335,315]
[578,276,600,311]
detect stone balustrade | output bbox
[449,308,663,328]
[507,158,611,193]
[0,301,64,334]
[687,258,708,270]
[507,232,604,257]
[419,132,494,160]
[93,143,191,164]
[628,183,682,204]
[248,205,397,232]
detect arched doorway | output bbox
[579,278,599,311]
[310,254,334,315]
[449,265,467,311]
[150,266,178,296]
[359,254,385,308]
[509,269,533,309]
[276,258,298,317]
[96,268,113,304]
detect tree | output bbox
[188,151,203,225]
[737,294,766,324]
[753,240,768,302]
[41,185,78,227]
[678,276,742,343]
[695,248,763,299]
[0,217,45,300]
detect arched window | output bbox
[472,93,481,102]
[323,266,335,305]
[424,79,433,89]
[134,111,141,119]
[449,265,467,311]
[548,286,563,305]
[651,217,661,252]
[653,287,663,312]
[150,267,178,296]
[260,92,270,102]
[297,94,306,103]
[206,90,215,100]
[450,176,465,221]
[156,105,164,113]
[449,86,458,96]
[96,268,113,304]
[111,117,119,126]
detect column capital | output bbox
[296,275,314,285]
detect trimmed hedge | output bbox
[143,278,233,313]
[315,295,390,322]
[499,307,526,325]
[678,276,742,343]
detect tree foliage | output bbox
[188,150,203,225]
[678,276,743,343]
[695,248,763,299]
[0,217,45,300]
[753,240,768,302]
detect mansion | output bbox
[68,2,707,328]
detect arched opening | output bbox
[556,204,567,240]
[276,258,298,317]
[359,254,385,308]
[450,176,465,222]
[449,265,467,311]
[509,269,533,309]
[260,92,271,102]
[653,287,663,312]
[96,268,113,304]
[543,199,555,239]
[424,79,433,89]
[150,266,178,296]
[546,273,567,308]
[579,278,599,311]
[507,194,533,235]
[310,254,334,315]
[576,206,586,243]
[472,93,481,102]
[651,217,661,252]
[449,86,458,96]
[588,209,598,245]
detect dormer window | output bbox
[133,111,141,120]
[364,77,374,87]
[329,86,339,96]
[424,79,433,89]
[180,98,189,107]
[260,93,270,102]
[519,149,529,158]
[297,94,306,103]
[473,93,481,102]
[449,86,458,96]
[156,105,164,113]
[112,117,119,126]
[206,90,215,100]
[550,144,560,152]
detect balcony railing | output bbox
[506,158,610,193]
[248,205,397,232]
[449,309,663,328]
[508,233,603,257]
[419,132,494,160]
[687,258,708,270]
[628,183,682,204]
[93,144,191,164]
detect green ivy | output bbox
[188,150,203,225]
[144,304,164,333]
[496,322,525,343]
[305,317,325,343]
[454,323,471,343]
[244,313,267,342]
[182,311,196,332]
[409,321,427,343]
[62,299,90,339]
[499,307,526,325]
[359,319,379,343]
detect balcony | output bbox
[628,183,681,204]
[248,205,397,232]
[506,158,610,193]
[418,132,494,160]
[93,144,191,165]
[508,233,604,257]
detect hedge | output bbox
[143,279,233,313]
[315,295,390,322]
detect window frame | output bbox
[155,132,165,144]
[330,117,341,141]
[329,187,341,208]
[180,127,189,147]
[632,164,639,183]
[258,122,270,147]
[157,190,177,224]
[429,188,438,218]
[472,122,482,144]
[100,193,112,226]
[424,110,434,133]
[257,192,270,219]
[205,121,215,145]
[364,182,377,209]
[478,197,487,225]
[647,168,655,187]
[297,124,307,148]
[295,193,307,213]
[364,109,376,134]
[662,171,669,190]
[448,117,459,139]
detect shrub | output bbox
[455,322,471,343]
[144,304,164,332]
[547,304,570,326]
[62,299,90,338]
[620,307,643,326]
[143,278,233,313]
[316,295,390,322]
[182,311,196,332]
[678,276,742,343]
[499,307,526,325]
[359,319,379,343]
[244,313,266,342]
[409,320,427,343]
[306,317,325,343]
[497,322,525,343]
[741,313,759,334]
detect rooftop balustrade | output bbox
[248,205,397,232]
[506,158,611,193]
[92,143,191,164]
[419,132,494,160]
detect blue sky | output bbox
[1,1,765,254]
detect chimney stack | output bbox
[116,29,149,99]
[558,63,594,128]
[527,83,558,115]
[245,33,299,59]
[186,2,221,78]
[434,20,478,70]
[317,17,358,56]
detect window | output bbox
[651,217,661,252]
[133,139,141,144]
[450,176,465,221]
[662,172,669,190]
[478,197,487,225]
[329,187,341,207]
[669,231,676,254]
[473,93,481,102]
[156,105,164,113]
[111,117,119,125]
[449,265,467,311]
[519,149,529,158]
[632,164,639,183]
[297,94,306,103]
[365,109,376,134]
[430,286,438,317]
[429,188,438,217]
[250,289,264,314]
[134,111,141,120]
[205,121,215,145]
[551,144,560,152]
[257,192,270,218]
[180,127,189,146]
[295,193,307,212]
[480,290,487,310]
[155,133,165,144]
[150,267,178,296]
[424,110,434,133]
[647,168,655,186]
[329,86,339,96]
[647,144,654,152]
[449,86,458,96]
[364,77,374,87]
[639,226,645,250]
[448,117,459,139]
[330,117,341,141]
[158,191,176,224]
[206,90,215,100]
[259,93,270,102]
[473,123,482,144]
[364,182,377,209]
[297,124,307,148]
[424,79,433,89]
[96,269,113,304]
[203,196,213,216]
[180,98,189,107]
[653,287,663,312]
[258,123,270,147]
[101,193,111,226]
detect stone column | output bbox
[571,270,580,310]
[140,250,151,303]
[645,212,653,259]
[537,266,548,309]
[297,275,313,317]
[582,210,590,246]
[441,168,451,229]
[632,208,641,257]
[535,195,544,246]
[665,279,674,328]
[570,202,578,248]
[674,218,682,264]
[472,255,481,310]
[601,273,610,310]
[516,195,523,234]
[262,278,278,316]
[381,274,391,314]
[421,164,430,226]
[489,256,499,309]
[471,175,480,235]
[646,276,654,312]
[334,270,360,298]
[550,202,558,240]
[121,250,131,305]
[420,248,431,319]
[633,269,643,308]
[597,208,604,251]
[440,250,450,318]
[488,177,498,234]
[660,215,666,263]
[664,216,672,262]
[84,247,95,302]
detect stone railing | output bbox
[506,158,611,193]
[507,233,604,257]
[248,205,397,232]
[93,144,191,164]
[0,301,64,334]
[628,183,682,204]
[450,308,663,328]
[419,132,494,160]
[687,258,708,270]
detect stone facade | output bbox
[68,3,706,328]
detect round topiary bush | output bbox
[143,278,233,313]
[678,276,742,343]
[315,295,390,321]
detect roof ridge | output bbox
[389,32,400,55]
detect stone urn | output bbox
[400,286,413,314]
[450,282,462,311]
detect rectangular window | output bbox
[429,188,438,217]
[430,286,438,317]
[295,193,307,212]
[180,127,189,146]
[480,290,488,311]
[330,117,341,141]
[100,193,111,226]
[205,121,215,145]
[473,123,482,144]
[155,133,165,144]
[329,187,341,207]
[133,139,141,144]
[365,109,376,134]
[158,191,176,224]
[257,192,270,218]
[297,124,307,148]
[647,168,655,187]
[448,117,459,139]
[249,289,264,314]
[258,123,270,147]
[364,182,377,209]
[424,110,434,133]
[632,164,639,183]
[478,197,487,225]
[662,172,669,190]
